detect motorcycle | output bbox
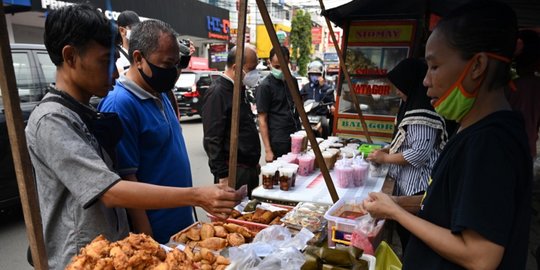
[302,89,335,138]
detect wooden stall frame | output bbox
[0,3,48,270]
[318,0,373,144]
[227,0,249,188]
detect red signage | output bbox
[311,27,322,44]
[189,56,209,70]
[353,83,391,95]
[328,30,341,47]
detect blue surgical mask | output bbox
[309,75,320,84]
[243,69,259,88]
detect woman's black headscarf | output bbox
[387,58,448,153]
[387,58,433,128]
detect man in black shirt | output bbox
[202,45,261,196]
[256,46,301,162]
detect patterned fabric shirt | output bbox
[389,124,441,196]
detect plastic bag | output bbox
[227,225,313,270]
[375,241,402,270]
[350,214,383,255]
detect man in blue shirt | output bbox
[99,19,241,243]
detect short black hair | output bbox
[117,10,140,28]
[44,4,116,66]
[128,20,179,63]
[269,45,289,61]
[227,46,237,68]
[435,0,517,89]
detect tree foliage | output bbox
[290,10,312,76]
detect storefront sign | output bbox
[353,83,391,95]
[354,68,387,75]
[207,16,230,40]
[348,21,414,44]
[328,30,341,47]
[337,118,394,134]
[4,0,31,6]
[312,27,322,44]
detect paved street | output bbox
[0,116,221,269]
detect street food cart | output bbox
[324,0,427,143]
[324,0,540,143]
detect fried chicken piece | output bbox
[94,258,114,270]
[109,245,129,270]
[83,235,111,260]
[65,254,94,270]
[152,262,170,270]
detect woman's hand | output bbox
[367,150,388,164]
[362,192,403,220]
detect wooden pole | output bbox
[0,3,48,270]
[318,0,373,143]
[255,0,339,203]
[227,0,248,188]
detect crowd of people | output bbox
[18,0,539,269]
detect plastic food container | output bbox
[281,202,331,233]
[324,198,384,249]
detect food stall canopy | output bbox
[323,0,540,27]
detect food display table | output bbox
[252,165,391,205]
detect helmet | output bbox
[307,61,324,75]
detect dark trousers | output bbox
[271,141,291,160]
[214,165,260,198]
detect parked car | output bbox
[0,44,55,213]
[173,70,221,116]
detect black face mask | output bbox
[138,57,178,93]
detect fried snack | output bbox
[215,255,230,265]
[186,241,199,249]
[223,223,241,233]
[186,226,201,241]
[211,221,224,226]
[237,226,254,238]
[84,235,111,260]
[269,216,282,225]
[67,233,229,270]
[226,233,245,247]
[184,246,194,261]
[198,237,228,250]
[201,223,215,240]
[173,232,189,243]
[251,208,266,221]
[213,225,228,238]
[200,248,216,264]
[109,246,129,269]
[230,209,242,218]
[257,210,277,224]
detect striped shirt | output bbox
[389,124,441,196]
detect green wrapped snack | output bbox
[322,264,350,270]
[351,260,369,270]
[347,246,364,260]
[243,199,261,212]
[319,246,353,266]
[301,253,321,270]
